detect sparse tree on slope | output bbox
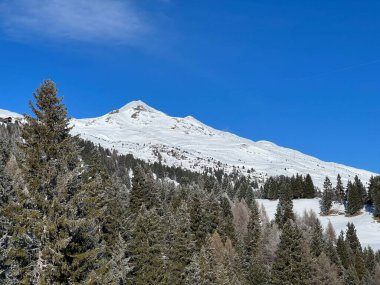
[346,180,363,216]
[320,177,333,215]
[335,174,345,204]
[369,176,380,218]
[304,174,316,198]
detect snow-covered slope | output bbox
[70,100,377,188]
[0,109,22,120]
[257,199,380,250]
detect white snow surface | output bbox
[0,109,22,119]
[70,100,377,188]
[257,198,380,250]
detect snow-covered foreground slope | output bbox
[70,100,377,188]
[1,101,377,188]
[257,198,380,250]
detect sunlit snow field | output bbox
[257,198,380,250]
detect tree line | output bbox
[1,80,380,284]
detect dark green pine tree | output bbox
[167,203,196,285]
[304,174,316,198]
[320,176,333,215]
[346,180,363,216]
[363,246,376,275]
[367,176,375,206]
[335,174,345,204]
[128,207,167,285]
[353,175,367,205]
[218,197,235,242]
[369,176,380,218]
[324,240,343,270]
[237,177,249,201]
[271,221,313,285]
[336,231,352,269]
[345,223,362,253]
[129,164,159,215]
[244,201,261,274]
[247,250,270,285]
[245,187,254,206]
[262,177,278,200]
[275,189,295,228]
[4,80,108,284]
[0,139,13,283]
[310,219,325,257]
[204,196,220,235]
[353,249,367,281]
[190,192,208,248]
[80,146,132,284]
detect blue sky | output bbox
[0,0,379,173]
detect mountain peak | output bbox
[119,100,155,113]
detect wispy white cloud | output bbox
[0,0,147,44]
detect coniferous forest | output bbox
[1,80,380,284]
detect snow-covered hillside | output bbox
[70,100,376,188]
[257,199,380,250]
[0,109,23,120]
[1,101,377,188]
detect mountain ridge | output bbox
[1,101,377,188]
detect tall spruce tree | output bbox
[167,203,195,285]
[129,165,159,215]
[369,176,380,218]
[3,80,108,284]
[275,188,295,228]
[310,219,324,257]
[346,223,362,253]
[128,207,167,285]
[336,231,351,269]
[353,175,367,205]
[320,176,333,215]
[335,174,345,204]
[218,197,235,242]
[346,180,363,216]
[271,221,313,285]
[0,139,13,283]
[247,249,270,285]
[304,174,316,198]
[244,201,261,275]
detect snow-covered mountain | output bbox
[0,109,23,121]
[1,101,377,188]
[69,100,376,188]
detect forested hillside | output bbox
[1,81,380,284]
